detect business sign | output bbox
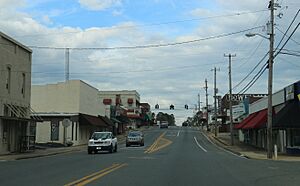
[285,84,294,101]
[295,81,300,102]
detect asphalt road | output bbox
[1,126,300,186]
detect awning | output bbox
[110,117,121,123]
[99,116,114,126]
[79,114,108,127]
[242,109,267,129]
[234,112,258,129]
[273,101,300,128]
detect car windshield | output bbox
[128,132,141,137]
[91,133,111,140]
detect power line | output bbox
[276,27,300,45]
[233,9,300,94]
[27,26,264,50]
[232,52,269,91]
[238,62,268,94]
[279,52,300,57]
[274,22,300,59]
[235,22,300,94]
[274,9,300,51]
[3,61,224,75]
[14,9,268,38]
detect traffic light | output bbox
[155,104,159,109]
[184,104,188,109]
[170,104,174,110]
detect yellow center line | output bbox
[76,163,128,186]
[144,132,166,153]
[64,163,125,186]
[145,132,173,154]
[150,138,173,153]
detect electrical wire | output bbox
[238,62,268,94]
[27,26,264,50]
[233,9,300,95]
[232,52,269,91]
[274,22,300,59]
[276,27,300,45]
[274,9,300,51]
[14,9,268,38]
[279,52,300,57]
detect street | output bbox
[1,127,300,186]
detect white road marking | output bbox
[177,131,180,137]
[194,136,207,152]
[200,132,247,159]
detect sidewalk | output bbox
[0,145,86,161]
[0,126,152,161]
[205,131,300,162]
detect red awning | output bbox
[128,98,133,104]
[242,109,267,129]
[234,112,258,129]
[103,99,112,105]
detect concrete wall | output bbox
[250,89,285,114]
[0,32,32,154]
[31,80,102,116]
[98,90,141,115]
[35,120,89,146]
[0,32,32,116]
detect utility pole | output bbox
[267,0,275,159]
[65,48,70,82]
[204,79,209,130]
[212,67,220,137]
[198,93,203,129]
[224,53,236,146]
[198,93,201,111]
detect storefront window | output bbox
[51,122,59,141]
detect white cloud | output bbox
[1,0,299,116]
[0,0,25,9]
[112,9,123,16]
[79,0,122,11]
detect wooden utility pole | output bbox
[224,53,236,146]
[204,79,209,130]
[267,0,275,159]
[212,67,220,137]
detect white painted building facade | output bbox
[31,80,109,146]
[99,90,141,128]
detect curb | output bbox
[12,149,82,160]
[210,136,246,158]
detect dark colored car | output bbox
[126,131,144,147]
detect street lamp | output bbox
[245,33,269,40]
[245,13,275,159]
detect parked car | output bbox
[88,132,117,154]
[126,131,144,147]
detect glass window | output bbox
[22,73,25,97]
[51,122,59,141]
[6,66,11,93]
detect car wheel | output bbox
[114,144,117,152]
[126,143,129,147]
[88,149,92,154]
[141,142,144,146]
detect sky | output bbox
[0,0,299,124]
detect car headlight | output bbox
[104,141,111,145]
[88,141,94,145]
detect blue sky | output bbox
[1,0,299,121]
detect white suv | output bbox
[88,132,117,154]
